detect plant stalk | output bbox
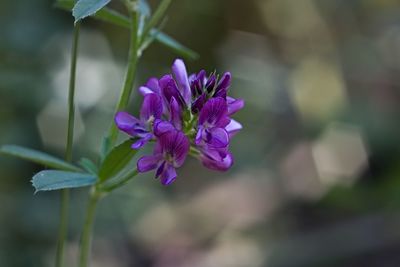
[55,22,81,267]
[78,189,100,267]
[107,10,139,149]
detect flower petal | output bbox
[206,127,229,148]
[172,59,191,106]
[227,96,244,115]
[159,74,186,107]
[170,97,182,130]
[160,164,177,185]
[199,97,229,127]
[158,130,189,167]
[172,131,190,166]
[154,120,175,136]
[195,127,203,145]
[201,151,233,171]
[205,73,216,93]
[155,160,166,178]
[137,154,162,172]
[139,77,160,96]
[191,93,207,114]
[216,72,231,92]
[131,133,153,149]
[214,73,231,99]
[114,111,143,136]
[225,119,242,137]
[140,93,163,122]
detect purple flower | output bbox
[137,129,190,185]
[172,59,192,107]
[115,93,163,149]
[195,97,230,149]
[159,74,187,109]
[200,148,233,171]
[227,96,244,115]
[115,58,244,185]
[139,77,160,96]
[225,119,242,138]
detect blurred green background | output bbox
[2,0,400,266]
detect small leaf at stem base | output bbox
[72,0,111,23]
[98,139,138,182]
[32,170,97,193]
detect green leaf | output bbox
[0,145,81,172]
[100,135,111,162]
[141,0,171,41]
[98,139,138,182]
[56,0,130,27]
[151,30,199,60]
[55,0,128,27]
[32,170,97,193]
[78,158,98,174]
[55,1,198,60]
[72,0,111,23]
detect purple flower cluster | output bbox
[115,59,244,185]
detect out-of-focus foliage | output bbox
[1,0,400,266]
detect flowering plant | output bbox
[0,0,243,267]
[115,59,243,185]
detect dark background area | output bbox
[1,0,400,266]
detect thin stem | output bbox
[140,0,172,45]
[55,189,69,267]
[100,168,139,192]
[107,10,139,149]
[55,22,80,267]
[78,189,100,267]
[66,22,80,162]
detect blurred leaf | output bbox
[100,135,112,162]
[32,170,97,193]
[0,145,81,172]
[72,0,111,23]
[79,157,98,174]
[55,0,198,60]
[55,0,130,27]
[141,0,171,41]
[151,30,199,60]
[98,139,138,182]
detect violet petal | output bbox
[170,97,182,130]
[199,97,229,127]
[139,77,160,96]
[154,120,176,137]
[201,151,233,171]
[225,119,242,137]
[114,111,143,136]
[161,164,177,185]
[140,93,163,122]
[227,96,245,115]
[137,154,162,172]
[206,127,229,148]
[159,74,186,107]
[131,133,153,149]
[172,59,191,106]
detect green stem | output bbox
[55,22,80,267]
[78,189,100,267]
[55,189,69,267]
[107,10,139,149]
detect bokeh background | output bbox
[2,0,400,266]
